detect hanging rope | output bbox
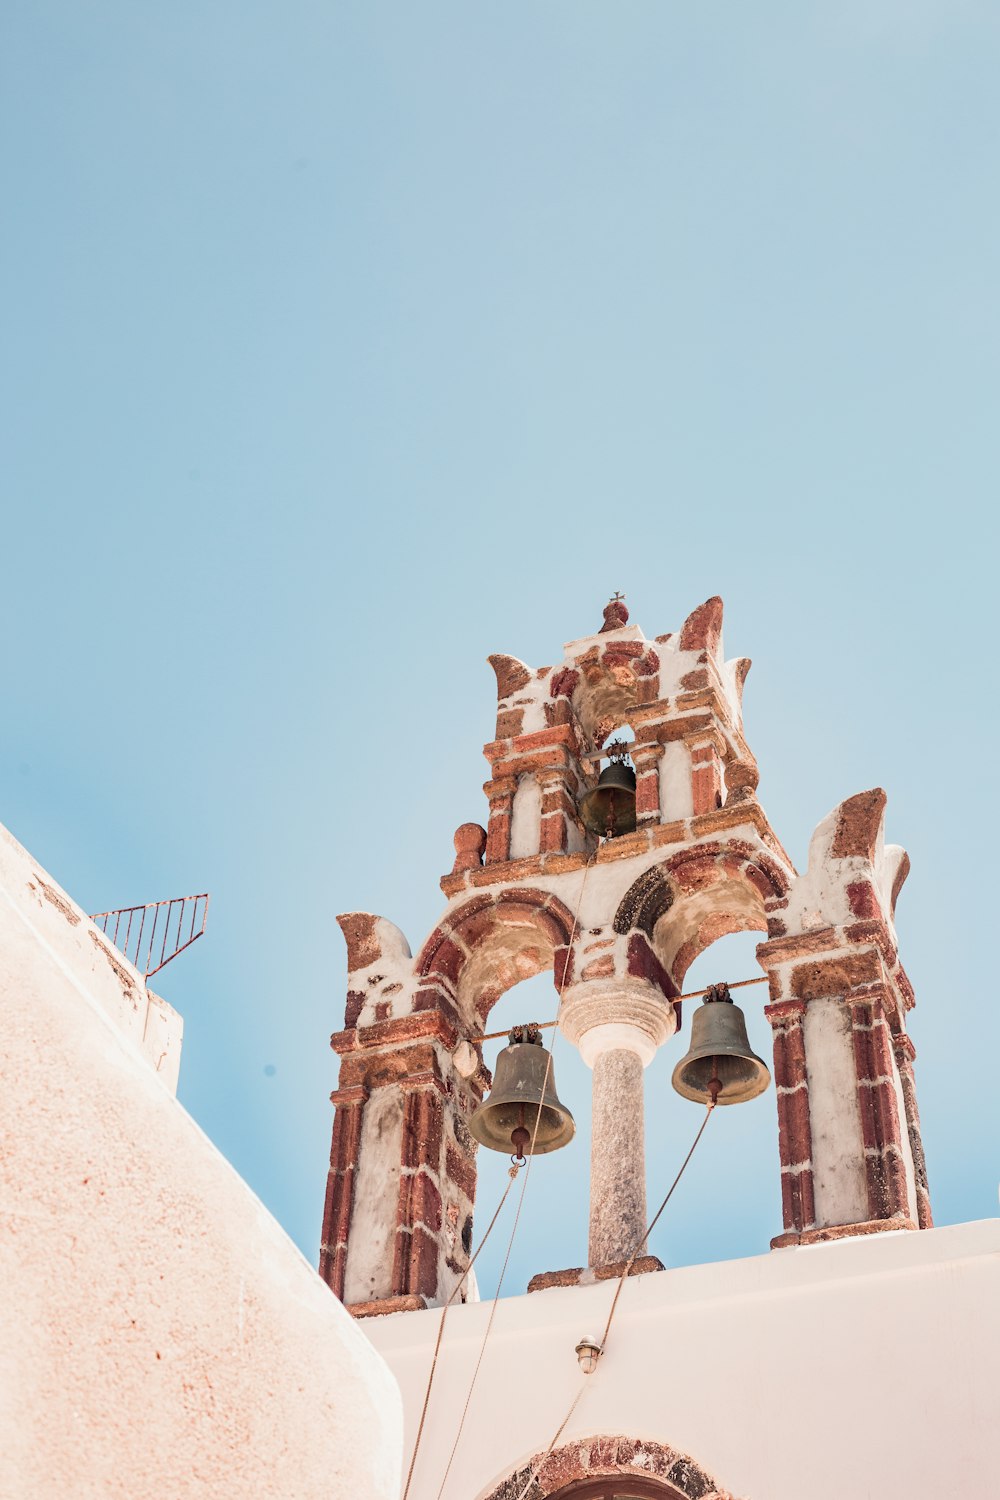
[511,1100,717,1500]
[401,1161,523,1500]
[430,853,597,1499]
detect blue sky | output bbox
[2,2,998,1294]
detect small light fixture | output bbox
[575,1335,602,1375]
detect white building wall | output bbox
[0,826,403,1500]
[365,1220,1000,1500]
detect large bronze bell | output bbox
[469,1026,575,1158]
[671,983,770,1105]
[578,760,637,838]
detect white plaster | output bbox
[721,656,748,731]
[574,1021,659,1068]
[802,998,869,1228]
[365,1220,1000,1500]
[509,774,542,860]
[517,692,549,736]
[371,916,413,964]
[788,797,906,948]
[565,816,588,855]
[340,915,417,1025]
[452,1039,479,1079]
[0,823,402,1500]
[562,625,646,655]
[659,739,694,821]
[0,822,184,1091]
[344,1085,405,1304]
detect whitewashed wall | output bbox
[367,1219,1000,1500]
[0,823,402,1499]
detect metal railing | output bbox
[90,893,209,979]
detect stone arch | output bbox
[611,844,790,992]
[416,888,577,1028]
[477,1434,738,1500]
[547,640,661,751]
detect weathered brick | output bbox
[777,1084,812,1167]
[679,595,724,654]
[581,954,615,980]
[780,1164,815,1234]
[791,950,882,1001]
[336,913,382,971]
[846,879,880,919]
[488,653,531,699]
[445,1143,477,1201]
[831,788,886,861]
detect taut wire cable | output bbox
[511,1099,717,1500]
[473,973,768,1041]
[401,1161,523,1500]
[431,852,597,1500]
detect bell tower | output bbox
[320,597,930,1315]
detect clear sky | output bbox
[3,2,998,1296]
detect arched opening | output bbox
[578,724,637,847]
[417,889,576,1032]
[648,927,780,1267]
[480,1436,732,1500]
[549,1482,686,1499]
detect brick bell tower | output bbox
[320,597,931,1315]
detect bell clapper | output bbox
[510,1104,530,1165]
[707,1059,722,1108]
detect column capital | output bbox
[559,978,677,1067]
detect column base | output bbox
[527,1255,664,1293]
[347,1294,428,1318]
[771,1217,917,1250]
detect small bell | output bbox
[578,760,637,838]
[671,983,770,1105]
[469,1025,575,1158]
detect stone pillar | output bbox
[560,979,676,1269]
[685,729,724,816]
[849,996,911,1222]
[589,1047,646,1265]
[536,765,580,853]
[318,1082,367,1298]
[765,1000,815,1237]
[483,777,516,864]
[760,927,920,1248]
[892,1031,932,1228]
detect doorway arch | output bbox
[477,1435,738,1500]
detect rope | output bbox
[431,854,596,1499]
[510,1101,716,1500]
[401,1162,522,1500]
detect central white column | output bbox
[589,1046,646,1265]
[560,980,677,1269]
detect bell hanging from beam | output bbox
[671,983,771,1106]
[469,1025,575,1159]
[578,759,637,839]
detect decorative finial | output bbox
[600,593,629,633]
